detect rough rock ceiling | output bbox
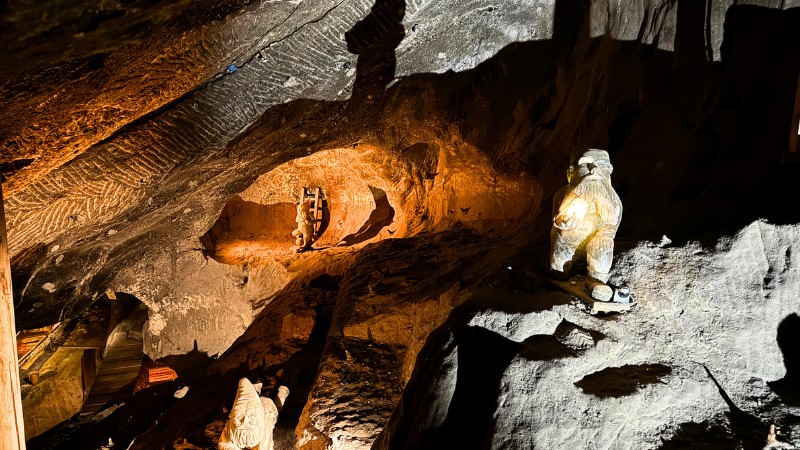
[2,0,800,448]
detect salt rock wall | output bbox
[377,220,800,449]
[3,0,538,355]
[116,249,291,358]
[4,0,799,360]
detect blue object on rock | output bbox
[228,64,237,73]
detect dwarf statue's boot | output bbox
[586,270,613,301]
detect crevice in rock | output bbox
[0,157,34,178]
[407,325,519,450]
[464,285,573,316]
[240,0,349,71]
[269,296,335,440]
[702,365,766,448]
[574,363,672,398]
[308,273,342,292]
[373,323,459,450]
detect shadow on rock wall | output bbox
[769,313,800,406]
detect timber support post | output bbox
[0,183,26,449]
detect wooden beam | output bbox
[790,70,800,153]
[0,184,26,449]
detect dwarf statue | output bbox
[218,378,290,450]
[291,199,316,252]
[550,149,622,301]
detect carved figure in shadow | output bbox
[550,149,622,301]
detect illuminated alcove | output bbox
[200,143,535,266]
[200,146,405,265]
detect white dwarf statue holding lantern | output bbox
[550,149,623,301]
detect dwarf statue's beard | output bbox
[572,174,612,200]
[230,413,265,448]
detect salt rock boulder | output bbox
[378,220,800,449]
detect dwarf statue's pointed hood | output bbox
[231,377,264,418]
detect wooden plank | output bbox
[104,350,145,360]
[16,325,53,360]
[86,386,135,397]
[94,372,139,382]
[93,372,141,383]
[314,187,323,232]
[525,270,633,315]
[103,340,142,355]
[110,341,143,348]
[103,356,142,365]
[91,381,137,391]
[107,340,143,349]
[102,350,142,358]
[20,323,65,370]
[80,329,143,415]
[96,366,143,378]
[91,376,139,386]
[86,385,134,398]
[104,348,143,356]
[103,358,143,366]
[547,277,632,315]
[0,183,26,448]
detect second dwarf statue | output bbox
[291,199,316,252]
[218,378,289,450]
[550,149,623,301]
